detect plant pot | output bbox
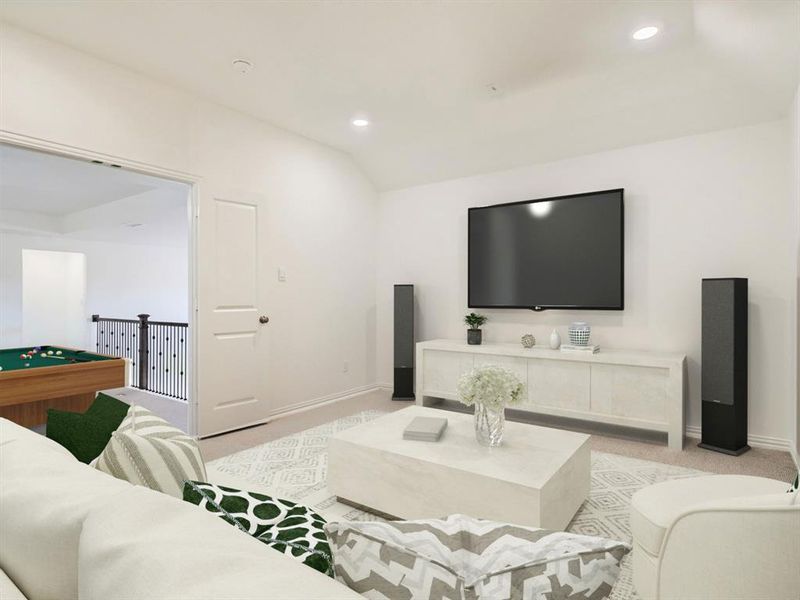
[467,329,482,345]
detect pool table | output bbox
[0,345,127,427]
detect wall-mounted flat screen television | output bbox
[468,189,624,310]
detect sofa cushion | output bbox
[0,415,73,456]
[183,481,333,576]
[45,392,129,463]
[325,514,630,600]
[0,568,27,600]
[95,404,206,497]
[78,485,362,600]
[630,474,790,556]
[0,418,132,600]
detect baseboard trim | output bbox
[685,425,792,452]
[199,384,384,439]
[267,384,381,420]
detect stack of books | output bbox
[560,344,600,354]
[403,416,448,442]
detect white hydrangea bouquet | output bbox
[457,365,524,446]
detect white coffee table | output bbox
[328,406,590,529]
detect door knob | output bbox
[259,316,270,324]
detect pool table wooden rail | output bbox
[0,357,127,427]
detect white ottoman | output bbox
[630,474,798,600]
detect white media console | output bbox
[415,339,686,449]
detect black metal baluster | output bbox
[167,325,175,398]
[170,326,174,398]
[154,322,159,395]
[91,315,188,401]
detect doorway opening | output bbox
[22,249,87,348]
[0,142,195,433]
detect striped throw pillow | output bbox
[95,405,206,498]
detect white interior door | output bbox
[22,249,87,348]
[196,190,270,437]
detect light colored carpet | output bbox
[209,410,715,599]
[199,390,797,486]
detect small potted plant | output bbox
[464,312,487,345]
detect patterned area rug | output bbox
[209,410,708,599]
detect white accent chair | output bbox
[630,474,800,600]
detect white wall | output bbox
[793,82,800,462]
[377,120,795,448]
[0,25,378,428]
[1,232,189,348]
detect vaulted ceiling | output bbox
[1,1,798,190]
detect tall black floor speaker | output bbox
[392,284,415,401]
[699,278,749,455]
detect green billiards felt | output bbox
[0,345,114,372]
[46,393,130,463]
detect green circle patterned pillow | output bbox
[183,481,333,577]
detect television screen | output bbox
[468,189,624,310]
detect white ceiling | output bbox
[1,1,798,191]
[0,144,189,246]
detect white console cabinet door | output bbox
[422,350,474,400]
[590,364,669,425]
[526,360,590,412]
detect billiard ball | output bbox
[47,350,54,355]
[19,353,26,359]
[55,350,63,356]
[24,363,30,367]
[0,366,3,371]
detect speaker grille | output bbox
[702,279,735,405]
[394,285,414,368]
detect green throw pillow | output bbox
[183,481,333,577]
[87,392,131,422]
[46,392,129,464]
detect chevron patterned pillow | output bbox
[95,405,206,498]
[325,514,630,600]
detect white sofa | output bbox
[630,474,800,600]
[0,418,361,600]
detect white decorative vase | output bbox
[549,329,561,349]
[474,403,505,447]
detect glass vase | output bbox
[474,403,505,447]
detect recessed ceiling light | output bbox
[232,59,253,74]
[632,26,659,41]
[352,118,370,128]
